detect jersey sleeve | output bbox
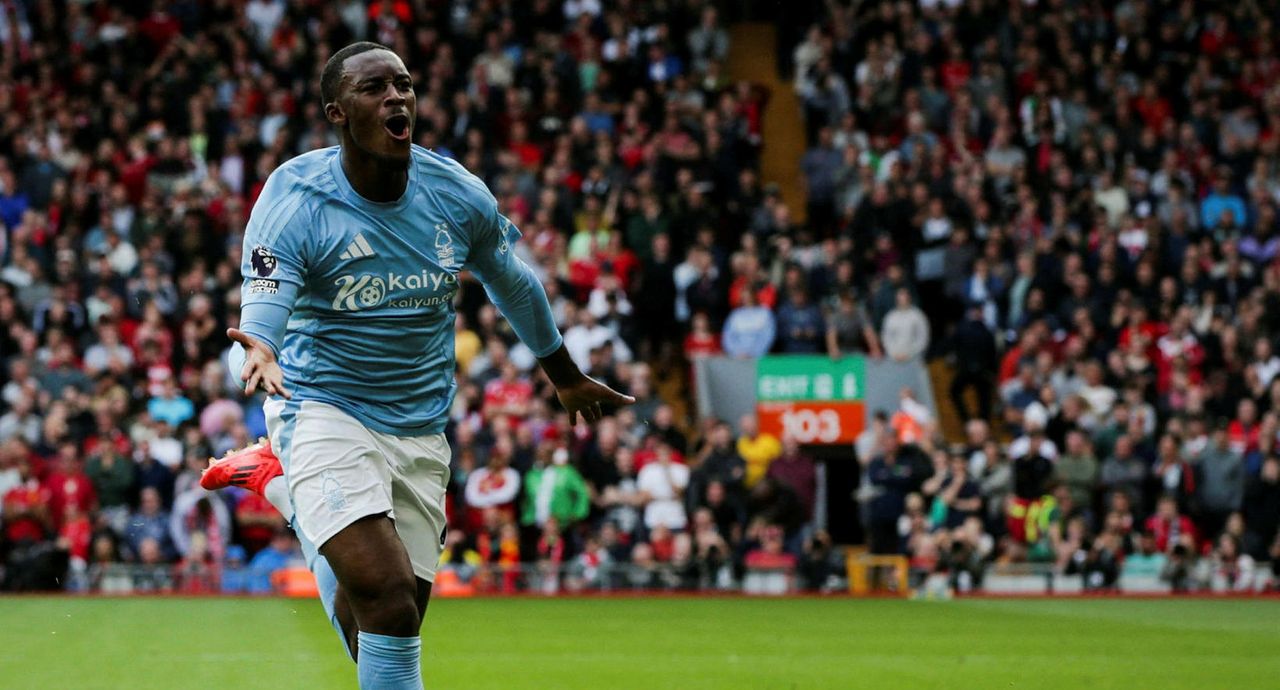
[464,193,564,358]
[239,174,312,353]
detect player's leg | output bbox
[319,514,424,690]
[286,402,424,690]
[258,401,362,659]
[203,442,359,657]
[376,429,452,648]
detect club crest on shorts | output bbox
[320,470,348,512]
[251,245,278,277]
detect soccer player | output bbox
[200,42,633,690]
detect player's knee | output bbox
[346,570,420,634]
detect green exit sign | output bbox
[756,356,865,402]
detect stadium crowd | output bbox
[0,0,1279,596]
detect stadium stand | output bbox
[0,0,1278,597]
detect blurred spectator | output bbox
[637,442,690,532]
[464,440,521,530]
[766,436,817,525]
[825,288,881,359]
[774,287,824,353]
[880,288,929,362]
[721,288,775,358]
[736,413,781,490]
[521,446,589,531]
[125,487,173,561]
[865,435,916,554]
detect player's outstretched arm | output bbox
[228,328,291,399]
[538,344,635,425]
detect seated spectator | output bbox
[1145,495,1199,554]
[1206,533,1255,592]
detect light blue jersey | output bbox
[238,145,561,436]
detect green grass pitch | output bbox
[1,596,1276,689]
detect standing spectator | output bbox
[637,443,690,532]
[774,287,825,353]
[125,487,173,561]
[1200,171,1248,233]
[949,303,997,422]
[825,289,881,358]
[147,376,195,428]
[42,445,96,533]
[800,127,842,235]
[736,414,781,490]
[1053,431,1099,516]
[766,437,817,525]
[881,288,930,362]
[521,446,590,530]
[1243,457,1280,559]
[464,442,522,528]
[1099,435,1148,516]
[690,422,746,513]
[721,288,776,358]
[84,444,136,533]
[1194,425,1245,540]
[865,436,916,554]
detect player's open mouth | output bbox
[384,114,410,141]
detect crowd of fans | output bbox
[3,0,1280,596]
[0,0,834,595]
[804,0,1280,593]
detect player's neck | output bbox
[340,147,409,203]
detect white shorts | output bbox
[264,399,451,582]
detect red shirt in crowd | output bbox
[1144,514,1199,553]
[43,470,96,531]
[483,377,533,428]
[3,480,49,543]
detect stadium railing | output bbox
[36,560,1279,597]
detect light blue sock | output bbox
[357,632,423,690]
[293,517,351,660]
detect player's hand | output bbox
[228,328,292,399]
[555,375,635,426]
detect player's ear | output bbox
[325,101,346,127]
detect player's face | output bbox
[331,50,415,165]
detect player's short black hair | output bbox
[321,41,392,106]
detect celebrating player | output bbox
[199,42,633,690]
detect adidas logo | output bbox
[339,233,376,260]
